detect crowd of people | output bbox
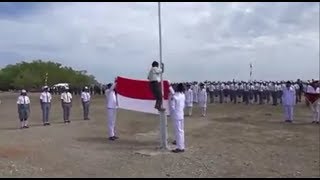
[9,60,320,154]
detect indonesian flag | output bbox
[305,93,320,104]
[115,76,170,115]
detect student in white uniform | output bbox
[306,81,320,124]
[170,83,186,153]
[17,89,31,129]
[208,83,214,103]
[81,86,91,120]
[185,84,193,116]
[198,83,208,117]
[61,87,73,123]
[192,82,199,103]
[106,80,119,141]
[282,81,296,123]
[40,86,52,126]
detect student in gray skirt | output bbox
[17,89,31,129]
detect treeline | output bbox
[0,60,98,91]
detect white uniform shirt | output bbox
[254,84,260,91]
[106,84,118,109]
[209,85,214,92]
[306,85,320,105]
[61,92,72,103]
[40,92,52,103]
[230,84,235,90]
[185,88,193,107]
[171,92,185,120]
[282,86,296,106]
[306,85,320,94]
[147,67,162,82]
[234,84,240,91]
[17,95,30,104]
[81,92,91,102]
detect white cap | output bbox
[84,86,88,89]
[43,86,48,89]
[21,89,26,93]
[65,87,69,90]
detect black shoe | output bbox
[113,136,119,139]
[172,140,176,145]
[316,122,319,124]
[44,123,47,126]
[171,149,185,153]
[108,137,115,141]
[47,123,51,126]
[312,121,316,124]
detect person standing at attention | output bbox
[17,89,31,129]
[185,84,193,116]
[106,79,119,141]
[147,61,165,111]
[40,86,52,126]
[81,86,91,120]
[61,87,72,124]
[282,81,296,123]
[170,83,186,153]
[198,83,208,117]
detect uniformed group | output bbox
[13,77,320,154]
[171,80,306,106]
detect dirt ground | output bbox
[0,92,319,178]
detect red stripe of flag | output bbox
[115,76,169,100]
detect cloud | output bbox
[0,2,318,82]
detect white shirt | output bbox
[81,92,91,102]
[147,67,162,82]
[106,83,118,109]
[40,92,52,103]
[170,92,185,120]
[198,88,208,107]
[209,85,214,92]
[282,86,296,106]
[61,92,72,103]
[306,85,320,94]
[17,95,30,104]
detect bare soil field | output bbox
[0,92,319,178]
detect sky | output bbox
[0,2,319,83]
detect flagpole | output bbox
[158,2,168,150]
[249,62,253,82]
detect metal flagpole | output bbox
[158,2,168,150]
[45,72,48,86]
[249,63,253,82]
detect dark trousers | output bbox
[150,81,162,109]
[82,101,90,119]
[254,90,258,103]
[271,91,278,105]
[219,91,224,103]
[209,91,214,103]
[62,103,72,121]
[243,91,249,105]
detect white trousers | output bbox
[174,118,185,150]
[311,103,320,122]
[283,105,294,121]
[201,107,206,117]
[185,106,193,116]
[107,108,117,137]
